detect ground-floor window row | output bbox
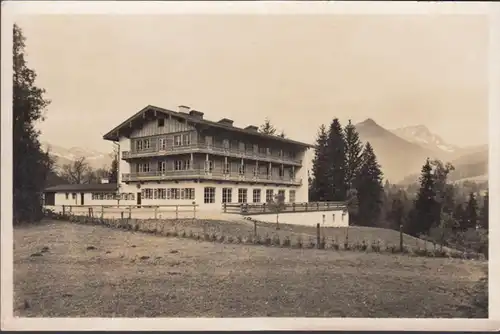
[141,188,195,200]
[214,188,297,204]
[91,192,136,200]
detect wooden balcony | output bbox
[223,201,347,215]
[121,143,302,166]
[121,169,302,186]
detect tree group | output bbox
[309,119,384,226]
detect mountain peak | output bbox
[359,118,378,126]
[391,125,459,153]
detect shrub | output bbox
[188,230,194,239]
[218,235,226,243]
[319,236,326,249]
[296,236,303,249]
[227,235,234,244]
[134,224,139,232]
[264,234,272,246]
[371,240,381,252]
[172,230,179,238]
[204,233,211,241]
[181,230,187,238]
[236,235,243,244]
[307,238,316,249]
[210,233,217,242]
[361,240,368,251]
[272,235,281,246]
[282,236,291,247]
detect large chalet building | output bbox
[98,104,312,210]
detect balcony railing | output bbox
[121,169,302,186]
[121,143,302,166]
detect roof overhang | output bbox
[102,105,315,148]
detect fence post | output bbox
[62,205,66,217]
[128,206,132,219]
[317,202,320,211]
[101,206,104,220]
[154,206,158,220]
[292,203,295,212]
[399,224,403,252]
[193,204,196,219]
[254,221,257,238]
[305,202,308,212]
[121,211,124,219]
[175,205,179,220]
[223,203,226,213]
[88,207,92,217]
[316,223,321,249]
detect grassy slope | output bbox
[14,221,487,318]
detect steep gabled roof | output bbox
[44,183,118,193]
[102,105,314,148]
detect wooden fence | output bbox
[44,204,198,220]
[222,201,347,215]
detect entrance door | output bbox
[137,192,142,207]
[80,193,85,205]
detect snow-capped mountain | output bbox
[41,141,113,171]
[391,125,460,154]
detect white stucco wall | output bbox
[245,209,349,227]
[118,136,131,185]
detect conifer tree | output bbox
[259,118,277,135]
[409,158,439,235]
[354,142,384,226]
[108,147,119,183]
[13,24,53,223]
[464,192,479,230]
[479,191,489,230]
[344,120,363,190]
[325,118,347,201]
[310,124,329,201]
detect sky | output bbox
[15,14,489,152]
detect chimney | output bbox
[100,178,109,184]
[189,109,204,119]
[178,105,190,114]
[218,118,234,126]
[244,125,259,132]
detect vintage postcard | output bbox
[1,1,498,331]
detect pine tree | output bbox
[344,120,363,190]
[13,24,53,223]
[325,118,347,201]
[354,142,384,226]
[410,158,439,235]
[479,191,489,230]
[465,192,479,230]
[453,203,466,231]
[310,125,329,201]
[278,130,286,138]
[259,118,277,135]
[109,148,119,183]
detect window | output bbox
[159,138,167,150]
[223,161,230,174]
[222,188,232,203]
[174,135,182,146]
[259,147,267,155]
[185,159,191,170]
[142,188,153,199]
[138,163,150,173]
[158,161,166,173]
[253,167,258,177]
[238,142,245,151]
[289,168,295,179]
[157,189,166,199]
[278,190,286,202]
[253,144,258,153]
[253,189,261,203]
[205,136,213,146]
[136,140,143,151]
[65,193,69,200]
[158,118,165,127]
[182,133,191,146]
[222,139,230,149]
[174,160,190,171]
[204,187,215,204]
[289,190,296,203]
[185,188,195,200]
[172,188,179,200]
[239,164,245,175]
[238,188,248,203]
[266,189,274,202]
[72,193,76,199]
[153,189,158,199]
[144,139,150,149]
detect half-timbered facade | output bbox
[102,105,313,210]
